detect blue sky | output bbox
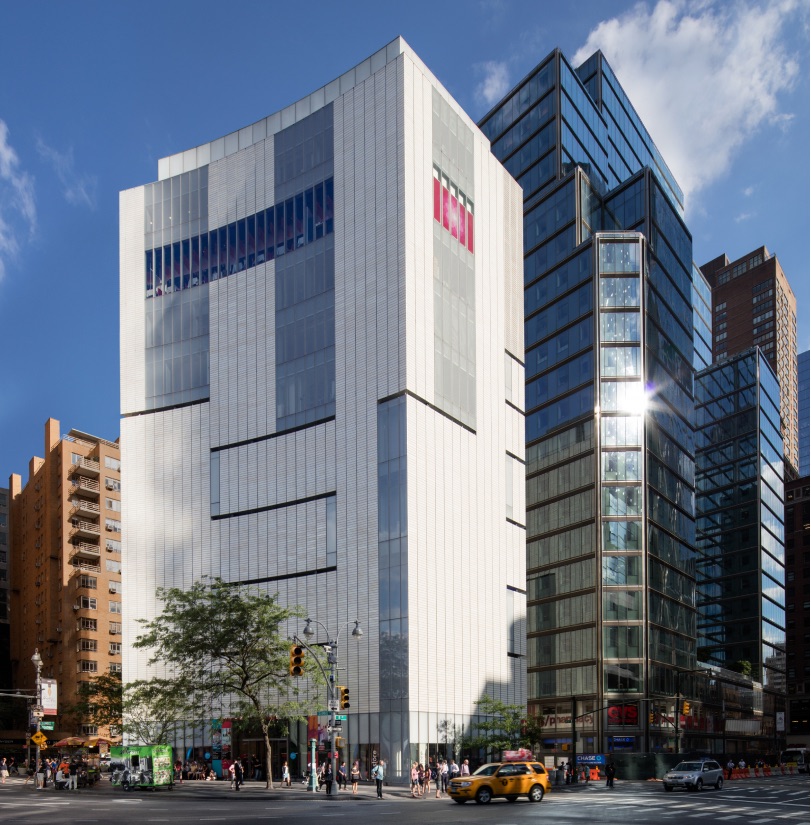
[0,0,808,482]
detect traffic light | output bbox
[682,701,691,715]
[649,711,655,724]
[339,685,350,709]
[289,645,305,677]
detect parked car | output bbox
[448,760,550,804]
[663,759,724,791]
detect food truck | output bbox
[110,744,174,791]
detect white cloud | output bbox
[36,137,97,209]
[735,211,756,223]
[572,0,804,210]
[476,60,511,108]
[742,186,755,197]
[0,119,36,283]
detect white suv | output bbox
[662,759,724,792]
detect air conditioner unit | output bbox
[106,545,113,552]
[109,588,117,594]
[73,604,81,611]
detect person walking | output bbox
[460,759,470,776]
[605,761,616,788]
[68,760,79,791]
[726,759,735,780]
[350,760,360,795]
[410,762,419,797]
[234,758,244,791]
[282,761,291,787]
[373,759,385,798]
[0,757,8,784]
[337,761,347,790]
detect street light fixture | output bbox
[297,618,362,790]
[31,649,43,781]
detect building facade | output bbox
[0,486,9,688]
[480,50,698,756]
[784,476,809,746]
[695,348,786,752]
[120,38,525,780]
[700,248,798,474]
[8,419,122,737]
[799,350,809,477]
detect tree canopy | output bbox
[133,577,321,788]
[463,695,532,757]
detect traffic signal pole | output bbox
[297,619,362,791]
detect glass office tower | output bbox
[695,348,786,751]
[481,50,698,755]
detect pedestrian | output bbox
[417,762,425,796]
[410,762,419,797]
[174,758,183,784]
[324,762,333,796]
[36,758,46,789]
[460,758,470,776]
[373,759,385,798]
[68,760,78,791]
[738,758,746,771]
[449,759,460,780]
[440,759,449,796]
[228,761,236,789]
[24,759,35,785]
[0,757,8,784]
[350,760,360,795]
[726,759,734,779]
[317,761,326,791]
[605,761,616,788]
[282,761,291,787]
[337,761,347,790]
[234,758,244,791]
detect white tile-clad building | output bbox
[120,37,525,780]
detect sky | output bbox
[0,0,808,483]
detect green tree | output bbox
[464,696,530,757]
[64,671,123,733]
[133,577,321,788]
[729,659,754,678]
[122,678,193,745]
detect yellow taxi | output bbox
[448,760,551,804]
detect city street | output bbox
[0,774,807,824]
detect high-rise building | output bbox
[798,350,809,477]
[783,475,809,746]
[480,50,699,755]
[120,38,524,780]
[8,419,122,737]
[0,486,10,689]
[695,348,786,750]
[700,248,798,474]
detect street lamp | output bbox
[31,649,43,782]
[300,618,362,790]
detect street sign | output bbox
[30,731,47,747]
[335,715,347,721]
[317,710,332,717]
[328,702,339,712]
[40,721,55,731]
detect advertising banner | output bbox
[41,678,58,715]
